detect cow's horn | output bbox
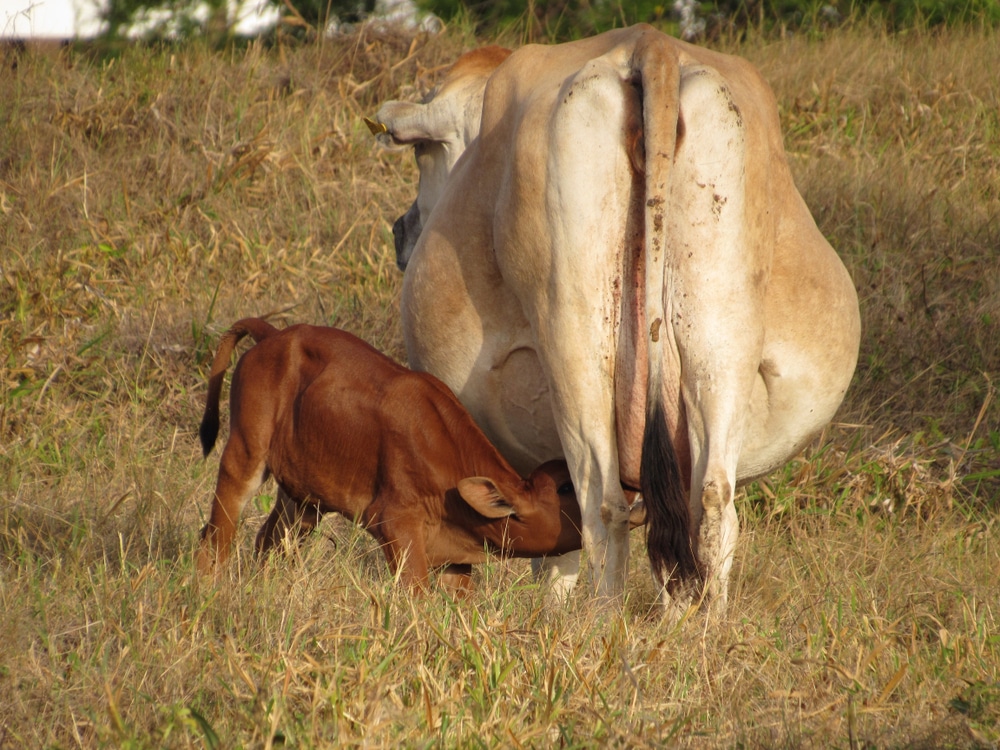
[363,117,388,136]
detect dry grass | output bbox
[1,23,998,748]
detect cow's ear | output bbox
[372,101,440,145]
[458,478,517,519]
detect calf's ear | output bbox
[458,478,517,519]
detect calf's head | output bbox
[457,460,583,557]
[368,45,510,270]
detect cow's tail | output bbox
[633,32,700,588]
[199,317,281,457]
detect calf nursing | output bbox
[195,318,585,593]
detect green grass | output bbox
[1,23,998,748]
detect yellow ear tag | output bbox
[363,117,388,136]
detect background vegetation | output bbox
[100,0,376,41]
[415,0,1000,41]
[97,0,1000,42]
[2,16,998,748]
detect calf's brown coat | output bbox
[196,318,587,592]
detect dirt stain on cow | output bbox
[650,317,662,342]
[712,192,727,218]
[728,99,743,129]
[647,196,665,234]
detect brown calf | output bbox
[196,318,587,593]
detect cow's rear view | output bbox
[195,318,588,593]
[370,24,861,614]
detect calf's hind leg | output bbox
[196,438,267,575]
[255,486,323,558]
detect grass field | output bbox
[1,21,998,748]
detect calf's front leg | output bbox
[377,514,431,591]
[439,563,474,597]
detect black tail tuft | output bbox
[199,399,220,457]
[641,399,699,587]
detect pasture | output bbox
[1,23,998,748]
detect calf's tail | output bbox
[199,317,281,456]
[633,30,699,588]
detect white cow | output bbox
[370,25,860,614]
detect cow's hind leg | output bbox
[531,551,581,602]
[659,473,738,620]
[496,57,637,600]
[664,65,765,616]
[691,477,739,612]
[196,442,267,575]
